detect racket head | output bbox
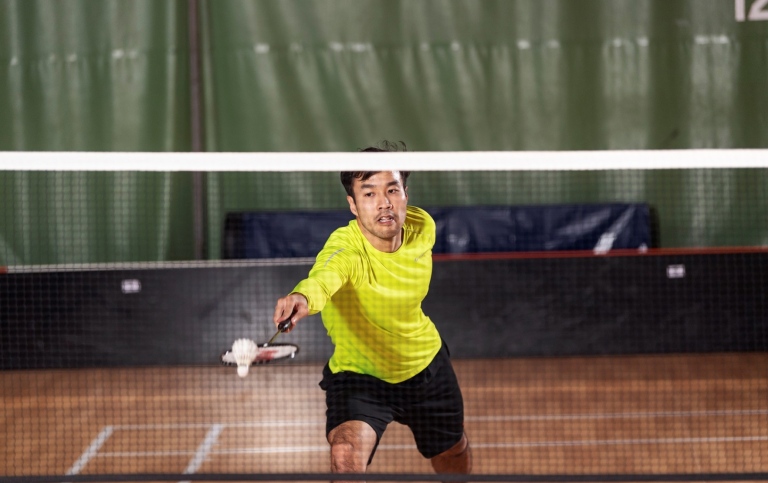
[221,342,299,366]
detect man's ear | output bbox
[347,195,358,217]
[404,186,408,200]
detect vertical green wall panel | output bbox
[0,171,195,265]
[200,0,768,152]
[0,0,195,265]
[0,0,191,151]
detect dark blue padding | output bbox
[223,204,651,259]
[430,204,650,254]
[224,211,353,259]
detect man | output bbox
[273,143,471,477]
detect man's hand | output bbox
[273,292,309,333]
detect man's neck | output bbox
[360,227,403,253]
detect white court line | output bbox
[210,435,768,454]
[213,445,330,455]
[113,409,768,431]
[99,435,768,458]
[92,410,768,461]
[473,435,768,449]
[180,424,224,483]
[99,450,197,457]
[211,443,465,455]
[467,409,768,422]
[65,426,114,475]
[115,420,325,430]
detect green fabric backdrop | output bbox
[200,0,768,151]
[0,0,195,263]
[1,0,767,264]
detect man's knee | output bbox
[431,433,472,474]
[328,421,378,473]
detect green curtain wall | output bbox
[1,0,767,264]
[0,171,194,265]
[0,0,195,264]
[201,0,768,151]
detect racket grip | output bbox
[278,318,293,332]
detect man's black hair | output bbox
[341,141,410,197]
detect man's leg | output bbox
[404,343,471,475]
[430,432,472,474]
[328,420,379,475]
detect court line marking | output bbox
[179,424,224,483]
[92,410,768,461]
[115,420,325,430]
[112,409,768,430]
[66,425,114,475]
[222,435,768,453]
[472,435,768,448]
[99,450,198,457]
[97,435,768,458]
[467,409,768,422]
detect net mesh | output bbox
[1,151,767,482]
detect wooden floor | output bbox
[1,353,767,479]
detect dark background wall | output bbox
[2,252,767,369]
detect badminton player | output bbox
[273,142,471,477]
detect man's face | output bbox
[347,171,408,252]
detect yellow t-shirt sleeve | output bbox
[292,244,361,314]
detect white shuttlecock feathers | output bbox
[231,338,258,377]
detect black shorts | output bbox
[319,342,465,461]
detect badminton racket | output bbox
[221,319,299,370]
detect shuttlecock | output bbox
[231,338,258,377]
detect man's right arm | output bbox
[272,244,360,331]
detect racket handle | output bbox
[278,318,293,332]
[266,318,294,346]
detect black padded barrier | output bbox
[2,251,766,370]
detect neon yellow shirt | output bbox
[292,206,441,383]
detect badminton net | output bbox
[1,149,767,482]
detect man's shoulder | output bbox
[405,206,435,234]
[325,220,365,250]
[312,221,365,272]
